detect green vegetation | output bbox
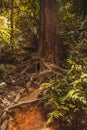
[0,0,87,129]
[42,60,87,129]
[40,1,87,129]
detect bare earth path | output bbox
[7,87,55,130]
[8,103,53,130]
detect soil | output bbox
[2,86,54,130]
[4,86,54,130]
[0,81,59,130]
[7,103,54,130]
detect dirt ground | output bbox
[0,85,59,130]
[6,87,55,130]
[7,103,54,130]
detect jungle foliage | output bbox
[0,0,87,129]
[41,1,87,129]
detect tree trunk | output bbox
[38,0,62,65]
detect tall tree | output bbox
[38,0,62,65]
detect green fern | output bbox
[42,60,87,128]
[47,110,63,125]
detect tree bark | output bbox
[38,0,62,65]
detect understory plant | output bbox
[42,60,87,130]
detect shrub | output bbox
[42,61,87,130]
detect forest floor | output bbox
[0,85,57,130]
[0,59,63,130]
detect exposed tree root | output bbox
[13,88,27,103]
[41,59,67,74]
[0,119,8,130]
[7,98,41,110]
[0,58,67,130]
[0,99,40,130]
[7,57,67,86]
[0,86,46,130]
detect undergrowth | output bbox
[41,60,87,130]
[41,19,87,130]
